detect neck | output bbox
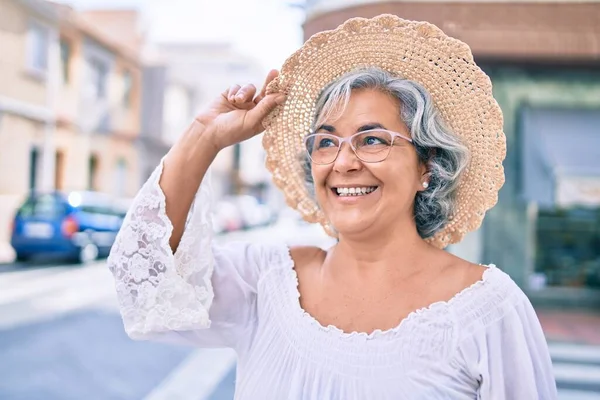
[328,218,433,281]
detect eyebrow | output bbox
[315,122,388,133]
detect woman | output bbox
[108,15,557,399]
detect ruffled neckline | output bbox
[280,244,497,341]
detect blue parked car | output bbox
[10,191,127,264]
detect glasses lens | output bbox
[305,134,340,164]
[353,130,393,162]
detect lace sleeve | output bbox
[107,158,215,339]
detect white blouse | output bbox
[107,161,558,400]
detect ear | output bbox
[418,168,430,192]
[417,150,435,191]
[420,162,430,179]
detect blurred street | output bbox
[1,0,599,399]
[0,221,598,400]
[0,220,334,400]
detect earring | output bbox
[422,181,429,189]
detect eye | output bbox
[362,135,387,146]
[317,137,336,148]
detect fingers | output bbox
[230,84,256,105]
[227,84,241,101]
[245,93,286,130]
[264,69,280,91]
[254,69,280,104]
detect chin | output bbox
[329,215,374,237]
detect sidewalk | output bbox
[536,308,600,346]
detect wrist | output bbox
[168,120,220,169]
[177,119,222,155]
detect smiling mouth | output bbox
[332,186,379,197]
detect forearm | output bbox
[160,120,220,252]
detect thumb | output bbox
[246,93,286,129]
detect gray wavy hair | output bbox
[302,67,470,239]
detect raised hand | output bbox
[196,69,284,152]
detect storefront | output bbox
[479,64,600,307]
[522,107,600,288]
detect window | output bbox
[27,23,49,73]
[536,208,600,288]
[60,39,71,84]
[79,204,121,217]
[522,107,600,289]
[163,84,194,143]
[55,150,65,190]
[123,70,133,108]
[88,154,99,191]
[87,58,108,99]
[18,194,65,219]
[114,159,127,197]
[29,147,39,191]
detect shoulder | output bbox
[456,260,489,289]
[463,262,526,307]
[243,242,326,276]
[480,264,525,301]
[438,251,516,302]
[434,254,491,303]
[212,241,295,276]
[215,243,326,275]
[455,266,549,368]
[454,263,530,336]
[289,246,327,288]
[289,245,327,273]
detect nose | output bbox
[333,141,361,173]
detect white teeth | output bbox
[335,187,377,196]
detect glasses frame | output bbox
[304,129,413,165]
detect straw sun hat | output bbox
[262,14,506,249]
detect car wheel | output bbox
[79,243,99,264]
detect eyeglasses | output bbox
[304,129,413,165]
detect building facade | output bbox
[0,1,142,262]
[0,0,61,261]
[302,0,600,306]
[137,60,170,183]
[54,5,142,199]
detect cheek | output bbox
[311,164,329,186]
[375,159,421,188]
[311,165,334,205]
